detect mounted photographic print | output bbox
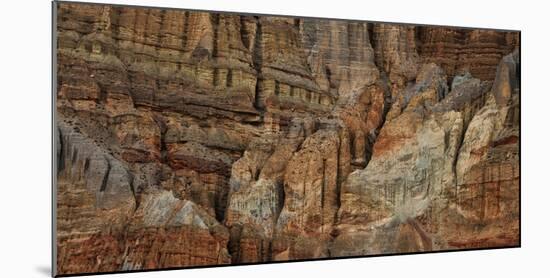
[53,1,520,276]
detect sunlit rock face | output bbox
[55,2,520,275]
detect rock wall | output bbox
[55,2,520,275]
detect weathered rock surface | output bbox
[418,28,519,82]
[121,191,231,270]
[332,50,520,256]
[272,122,350,260]
[56,121,230,274]
[224,126,304,262]
[55,2,519,275]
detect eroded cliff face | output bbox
[55,2,520,275]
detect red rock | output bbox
[55,2,520,275]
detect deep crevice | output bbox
[253,79,263,110]
[364,74,393,166]
[335,135,342,210]
[451,117,468,203]
[252,17,264,110]
[99,157,112,192]
[57,127,65,175]
[367,23,379,68]
[215,179,230,222]
[182,11,190,50]
[71,147,79,166]
[83,157,90,173]
[211,14,220,58]
[152,113,168,164]
[127,170,140,211]
[321,159,326,210]
[226,69,233,88]
[213,68,219,87]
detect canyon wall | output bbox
[55,2,520,275]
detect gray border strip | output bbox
[52,1,58,277]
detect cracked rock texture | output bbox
[55,2,520,275]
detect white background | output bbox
[0,0,547,277]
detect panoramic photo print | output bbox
[54,1,520,276]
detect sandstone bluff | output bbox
[55,2,520,275]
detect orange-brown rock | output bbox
[332,51,519,256]
[418,27,519,82]
[121,191,231,270]
[272,123,351,260]
[55,2,520,275]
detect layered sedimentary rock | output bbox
[417,27,519,82]
[224,123,305,263]
[272,122,351,260]
[55,2,520,275]
[332,50,519,255]
[121,191,231,270]
[56,120,231,274]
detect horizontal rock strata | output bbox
[55,2,520,275]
